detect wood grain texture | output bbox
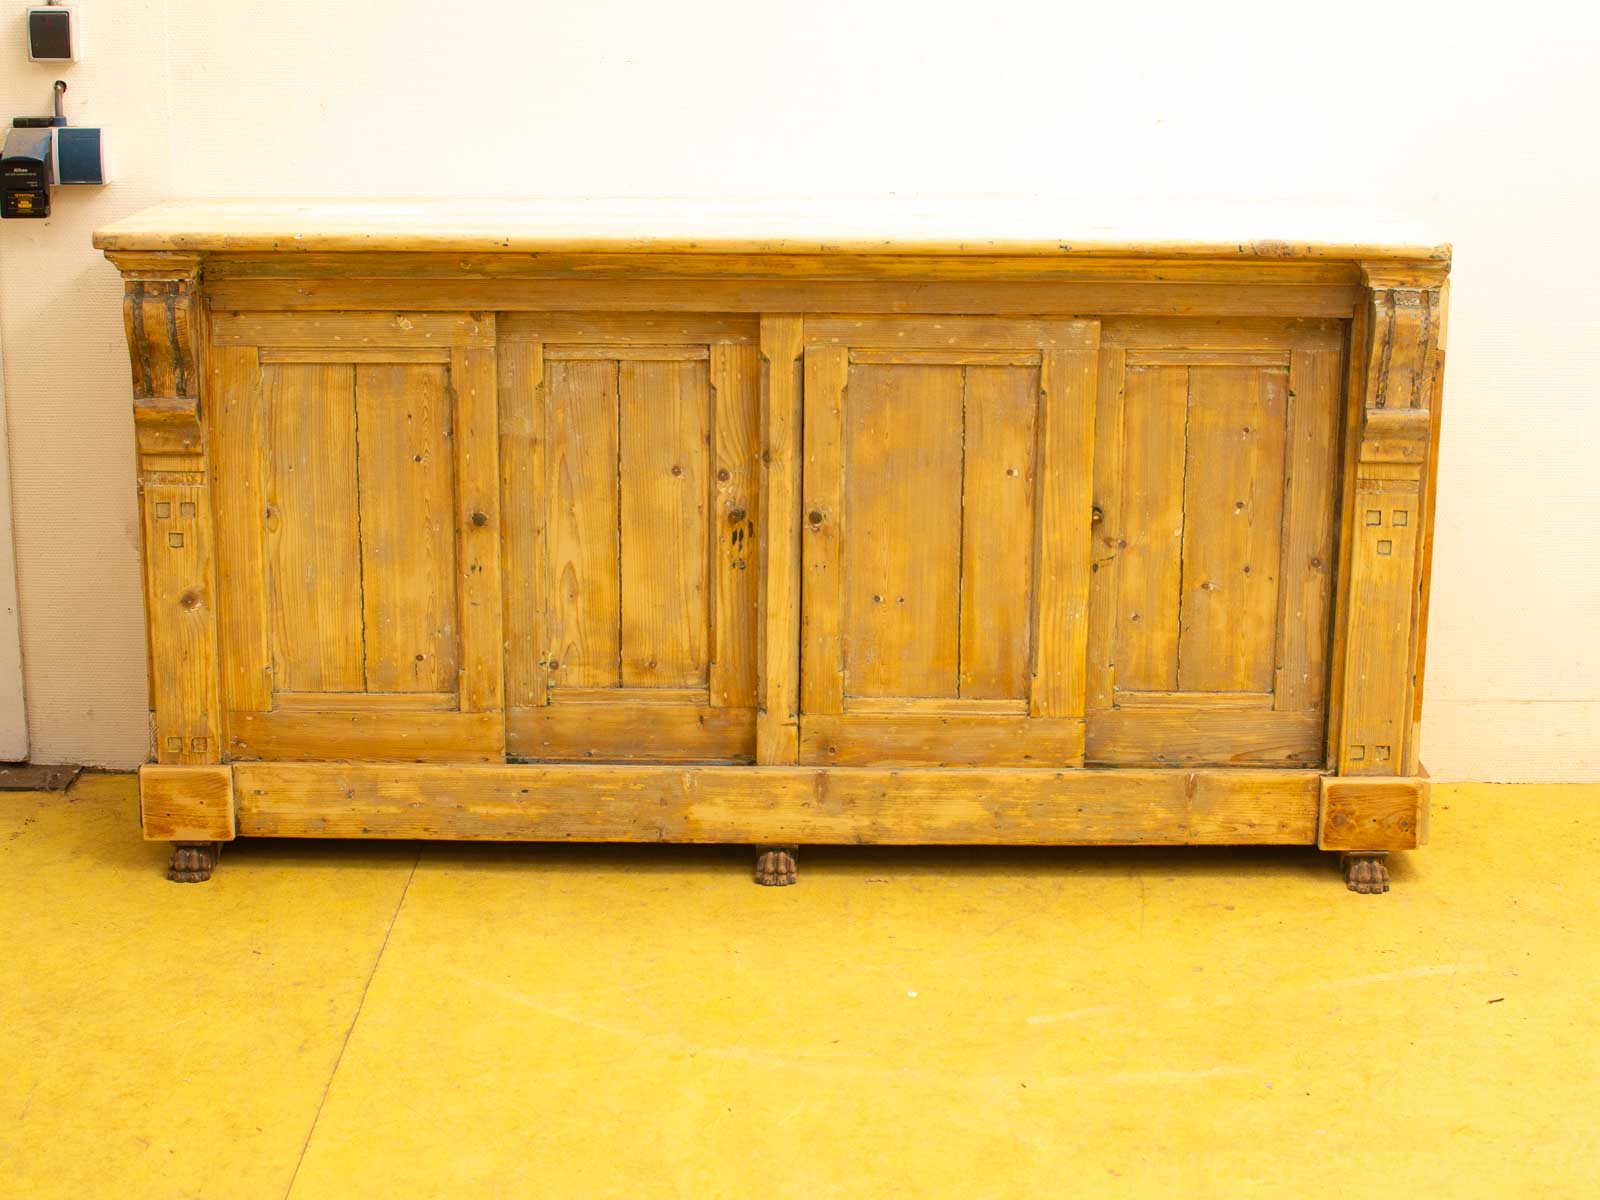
[758,316,804,763]
[1030,345,1098,717]
[1338,479,1421,774]
[500,312,758,344]
[497,338,547,707]
[544,358,621,687]
[799,714,1083,767]
[1114,365,1188,691]
[94,198,1450,262]
[709,342,760,708]
[228,709,503,762]
[212,311,490,347]
[1175,365,1288,693]
[809,316,1100,351]
[354,363,460,693]
[232,761,1322,845]
[1083,346,1126,713]
[142,479,223,764]
[617,359,710,687]
[209,345,272,714]
[799,344,848,715]
[108,228,1449,877]
[1409,280,1450,774]
[1318,776,1427,851]
[208,277,1360,318]
[199,251,1367,284]
[447,344,504,712]
[1275,348,1343,711]
[199,251,1366,285]
[507,703,755,762]
[140,764,236,842]
[274,691,456,711]
[263,362,364,693]
[1336,281,1443,776]
[1086,709,1324,767]
[959,365,1037,700]
[843,362,964,698]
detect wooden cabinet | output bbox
[798,317,1098,767]
[496,315,761,762]
[98,200,1448,893]
[1085,320,1345,767]
[207,315,504,762]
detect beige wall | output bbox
[1,1,1596,779]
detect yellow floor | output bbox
[3,776,1598,1198]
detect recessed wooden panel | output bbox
[1114,365,1187,691]
[207,314,504,763]
[959,365,1037,700]
[354,363,460,693]
[842,362,964,699]
[1176,365,1289,693]
[1089,325,1347,768]
[499,318,759,764]
[618,359,710,688]
[800,317,1099,767]
[263,362,363,693]
[544,358,621,687]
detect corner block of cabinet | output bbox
[1317,774,1428,852]
[140,763,236,842]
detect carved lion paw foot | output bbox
[169,842,221,883]
[755,845,797,887]
[1341,852,1389,895]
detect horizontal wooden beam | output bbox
[228,710,504,762]
[506,705,755,763]
[1085,709,1325,767]
[231,762,1321,845]
[199,251,1370,283]
[798,715,1084,768]
[205,277,1361,319]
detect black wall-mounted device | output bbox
[28,6,79,63]
[1,126,53,218]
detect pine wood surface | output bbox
[103,217,1448,870]
[231,762,1323,845]
[93,197,1448,261]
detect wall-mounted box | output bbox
[27,6,80,62]
[54,126,105,184]
[1,126,53,218]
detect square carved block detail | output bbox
[1318,776,1428,851]
[139,764,236,842]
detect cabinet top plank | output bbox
[94,197,1449,266]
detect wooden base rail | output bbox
[142,763,1426,885]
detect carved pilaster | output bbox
[1335,266,1446,776]
[109,252,222,766]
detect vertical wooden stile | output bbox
[758,315,804,763]
[498,338,547,707]
[1030,338,1099,718]
[709,342,760,708]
